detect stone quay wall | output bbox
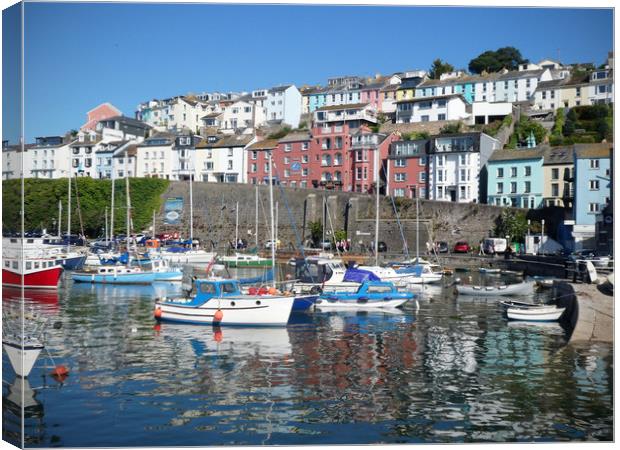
[158,182,521,255]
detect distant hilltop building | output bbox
[81,103,123,131]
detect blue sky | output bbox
[2,2,613,143]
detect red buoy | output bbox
[213,309,223,322]
[51,365,69,382]
[154,307,162,319]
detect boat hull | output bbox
[222,260,273,268]
[3,341,44,377]
[155,295,294,326]
[56,255,87,270]
[159,251,216,264]
[292,294,318,311]
[315,297,409,309]
[153,271,183,282]
[506,306,565,322]
[72,272,156,284]
[456,281,535,297]
[2,267,63,289]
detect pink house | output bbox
[81,103,122,131]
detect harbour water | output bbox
[2,269,613,446]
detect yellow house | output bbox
[395,87,415,101]
[542,146,575,207]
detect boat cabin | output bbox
[3,257,60,273]
[290,257,347,283]
[176,279,243,306]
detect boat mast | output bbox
[235,200,239,251]
[111,170,115,244]
[58,200,62,239]
[67,175,71,254]
[152,209,156,241]
[374,146,380,266]
[189,173,193,245]
[104,207,108,247]
[255,185,259,249]
[275,201,279,248]
[268,150,276,288]
[125,156,131,257]
[416,196,419,263]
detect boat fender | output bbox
[258,287,269,295]
[248,287,258,295]
[268,287,278,295]
[213,310,224,322]
[154,307,162,319]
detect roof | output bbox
[574,143,613,159]
[394,93,465,104]
[536,73,590,91]
[542,145,574,165]
[315,102,370,112]
[201,112,223,119]
[379,120,459,136]
[417,69,545,88]
[488,148,545,162]
[278,131,312,143]
[100,115,151,129]
[70,137,102,147]
[246,138,280,151]
[268,85,292,93]
[199,134,254,149]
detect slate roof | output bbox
[417,69,545,88]
[278,131,312,143]
[268,85,292,93]
[315,102,370,112]
[246,139,280,150]
[573,143,613,159]
[101,115,151,129]
[70,138,102,147]
[488,148,545,162]
[542,145,574,165]
[394,93,465,104]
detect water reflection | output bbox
[2,273,612,446]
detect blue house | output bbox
[487,148,545,208]
[571,143,612,250]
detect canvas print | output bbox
[1,1,614,447]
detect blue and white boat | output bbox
[72,265,157,284]
[131,257,182,281]
[154,278,294,326]
[314,280,414,310]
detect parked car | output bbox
[61,234,86,247]
[319,240,333,250]
[434,241,449,253]
[568,249,596,262]
[265,239,281,250]
[453,241,470,253]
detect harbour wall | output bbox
[159,182,523,254]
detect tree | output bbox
[308,220,323,246]
[493,209,529,242]
[468,46,527,74]
[428,58,454,80]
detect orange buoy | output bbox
[213,327,223,342]
[213,309,224,322]
[154,307,162,319]
[51,365,69,382]
[268,287,278,295]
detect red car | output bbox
[453,241,470,253]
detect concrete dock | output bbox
[555,280,614,344]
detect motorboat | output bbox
[456,280,536,297]
[133,257,182,282]
[153,246,216,265]
[3,236,87,270]
[314,280,414,310]
[289,256,361,294]
[154,278,294,326]
[479,267,501,274]
[71,265,156,284]
[219,253,272,268]
[394,264,443,284]
[356,265,424,285]
[2,256,63,289]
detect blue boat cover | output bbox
[395,265,423,276]
[343,268,381,283]
[164,246,190,253]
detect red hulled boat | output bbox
[2,256,63,289]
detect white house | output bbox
[69,130,103,178]
[25,136,73,179]
[135,132,176,179]
[2,143,35,180]
[220,100,266,133]
[395,94,469,123]
[171,132,202,181]
[427,132,499,203]
[265,85,302,128]
[195,134,255,183]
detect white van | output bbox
[483,238,507,254]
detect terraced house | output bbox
[486,148,544,208]
[386,138,428,199]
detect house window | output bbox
[302,168,308,176]
[285,144,292,152]
[251,151,257,160]
[589,159,600,169]
[510,167,517,177]
[251,163,257,173]
[394,173,406,182]
[284,169,290,178]
[589,180,600,190]
[497,168,504,178]
[394,159,406,167]
[551,183,559,197]
[496,183,503,194]
[575,87,581,97]
[302,155,309,163]
[510,182,517,193]
[394,188,405,197]
[356,167,362,180]
[524,181,531,193]
[524,166,531,176]
[419,172,426,182]
[302,142,309,150]
[438,114,446,121]
[284,157,290,164]
[588,203,599,213]
[421,115,430,122]
[551,168,559,180]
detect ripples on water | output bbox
[2,272,613,446]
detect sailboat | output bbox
[356,148,422,285]
[72,166,157,284]
[155,173,216,264]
